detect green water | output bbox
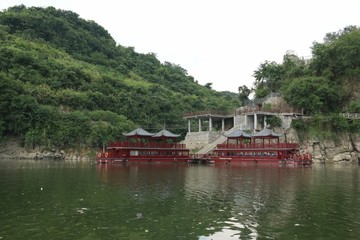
[0,160,359,240]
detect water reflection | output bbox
[185,165,315,239]
[0,160,359,240]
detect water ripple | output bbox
[1,161,360,239]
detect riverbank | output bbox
[0,137,93,161]
[1,134,359,163]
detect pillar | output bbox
[198,118,202,132]
[264,115,267,129]
[209,117,212,131]
[188,119,191,133]
[221,118,225,132]
[254,114,257,131]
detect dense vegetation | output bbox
[0,5,239,149]
[1,5,358,150]
[251,26,360,137]
[253,26,360,114]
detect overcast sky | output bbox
[1,0,359,92]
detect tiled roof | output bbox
[225,129,252,138]
[153,129,181,138]
[252,128,282,137]
[123,128,154,137]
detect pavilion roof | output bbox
[123,128,155,137]
[225,129,252,138]
[252,128,282,138]
[153,129,181,138]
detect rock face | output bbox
[0,137,92,161]
[299,134,360,164]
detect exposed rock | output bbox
[300,133,360,164]
[0,137,92,161]
[333,153,352,162]
[2,131,359,164]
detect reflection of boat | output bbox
[210,129,312,165]
[96,128,190,164]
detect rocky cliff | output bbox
[0,137,92,161]
[289,131,360,164]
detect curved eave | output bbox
[123,128,155,137]
[152,129,181,138]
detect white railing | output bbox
[340,113,360,119]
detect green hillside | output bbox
[252,26,360,114]
[251,26,360,137]
[0,5,239,149]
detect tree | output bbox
[204,82,212,89]
[253,53,309,95]
[7,95,39,134]
[348,100,360,113]
[310,26,360,107]
[238,85,251,106]
[282,76,340,114]
[0,5,239,148]
[265,115,282,129]
[253,60,284,93]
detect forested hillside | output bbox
[250,26,360,138]
[253,26,360,114]
[0,5,239,149]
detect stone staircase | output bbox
[195,126,238,155]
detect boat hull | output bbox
[212,156,281,165]
[212,157,312,166]
[281,159,313,166]
[96,156,190,164]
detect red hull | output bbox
[281,159,313,166]
[212,157,281,165]
[96,157,190,164]
[211,156,312,166]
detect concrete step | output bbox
[195,125,239,155]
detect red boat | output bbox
[96,128,190,164]
[210,128,312,165]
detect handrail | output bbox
[184,108,303,118]
[183,110,235,118]
[339,113,360,119]
[215,143,299,149]
[108,142,187,149]
[236,107,303,115]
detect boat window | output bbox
[269,152,276,156]
[130,150,139,156]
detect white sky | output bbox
[1,0,359,92]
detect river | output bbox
[0,159,359,240]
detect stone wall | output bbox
[183,131,222,151]
[280,115,293,129]
[235,115,248,130]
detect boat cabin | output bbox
[97,128,190,163]
[212,128,300,164]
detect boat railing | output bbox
[108,142,187,149]
[215,143,299,149]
